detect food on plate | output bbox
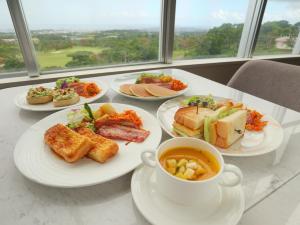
[97,125,150,143]
[93,103,149,142]
[119,84,134,96]
[56,76,101,98]
[170,79,187,91]
[181,95,219,110]
[53,88,80,107]
[56,76,80,89]
[26,86,53,105]
[119,73,187,98]
[129,84,153,97]
[69,82,100,98]
[44,124,94,163]
[67,103,150,143]
[95,109,142,129]
[76,127,118,163]
[246,110,268,131]
[173,106,215,138]
[44,103,150,165]
[204,107,247,148]
[135,73,172,84]
[145,84,178,97]
[25,76,101,108]
[159,147,219,181]
[173,96,254,148]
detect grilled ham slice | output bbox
[97,125,150,143]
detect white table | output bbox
[1,68,300,225]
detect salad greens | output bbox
[135,73,171,84]
[182,95,217,110]
[66,103,95,131]
[56,76,80,88]
[84,103,94,120]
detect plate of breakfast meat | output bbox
[157,95,283,157]
[111,72,189,101]
[14,76,108,111]
[14,103,162,187]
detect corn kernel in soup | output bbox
[159,147,220,181]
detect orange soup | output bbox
[159,147,220,181]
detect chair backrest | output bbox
[228,60,300,112]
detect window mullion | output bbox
[6,0,39,77]
[292,31,300,55]
[159,0,176,64]
[237,0,267,58]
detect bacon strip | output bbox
[96,125,150,143]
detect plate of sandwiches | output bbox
[14,103,162,187]
[111,72,189,101]
[157,95,284,157]
[14,76,108,111]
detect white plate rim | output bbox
[157,95,284,157]
[14,103,162,188]
[14,79,109,112]
[131,166,245,225]
[110,72,189,101]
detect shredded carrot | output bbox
[69,82,100,98]
[109,110,142,128]
[82,82,101,98]
[246,110,267,131]
[170,79,187,91]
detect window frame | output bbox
[3,0,300,78]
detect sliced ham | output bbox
[96,125,150,143]
[145,84,178,97]
[155,83,172,89]
[95,118,139,129]
[119,84,134,96]
[129,84,153,97]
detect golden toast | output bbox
[76,127,119,163]
[44,124,94,163]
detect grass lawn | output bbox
[37,46,105,69]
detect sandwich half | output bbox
[173,106,215,138]
[204,107,247,148]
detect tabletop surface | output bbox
[1,68,300,225]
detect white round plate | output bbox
[131,166,245,225]
[14,103,162,188]
[157,95,284,157]
[111,72,189,101]
[14,79,109,111]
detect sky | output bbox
[1,0,300,32]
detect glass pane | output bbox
[0,0,25,73]
[22,0,161,72]
[173,0,248,60]
[254,0,300,56]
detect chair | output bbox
[227,60,300,112]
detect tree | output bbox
[66,51,97,67]
[3,57,24,70]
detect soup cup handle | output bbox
[219,164,243,187]
[141,150,156,168]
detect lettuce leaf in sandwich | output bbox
[204,107,239,144]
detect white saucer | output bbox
[131,166,245,225]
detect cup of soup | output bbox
[141,137,242,210]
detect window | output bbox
[173,0,249,60]
[0,0,25,73]
[253,0,300,56]
[21,0,161,72]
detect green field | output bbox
[37,46,105,69]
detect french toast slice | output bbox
[44,124,94,163]
[76,127,119,163]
